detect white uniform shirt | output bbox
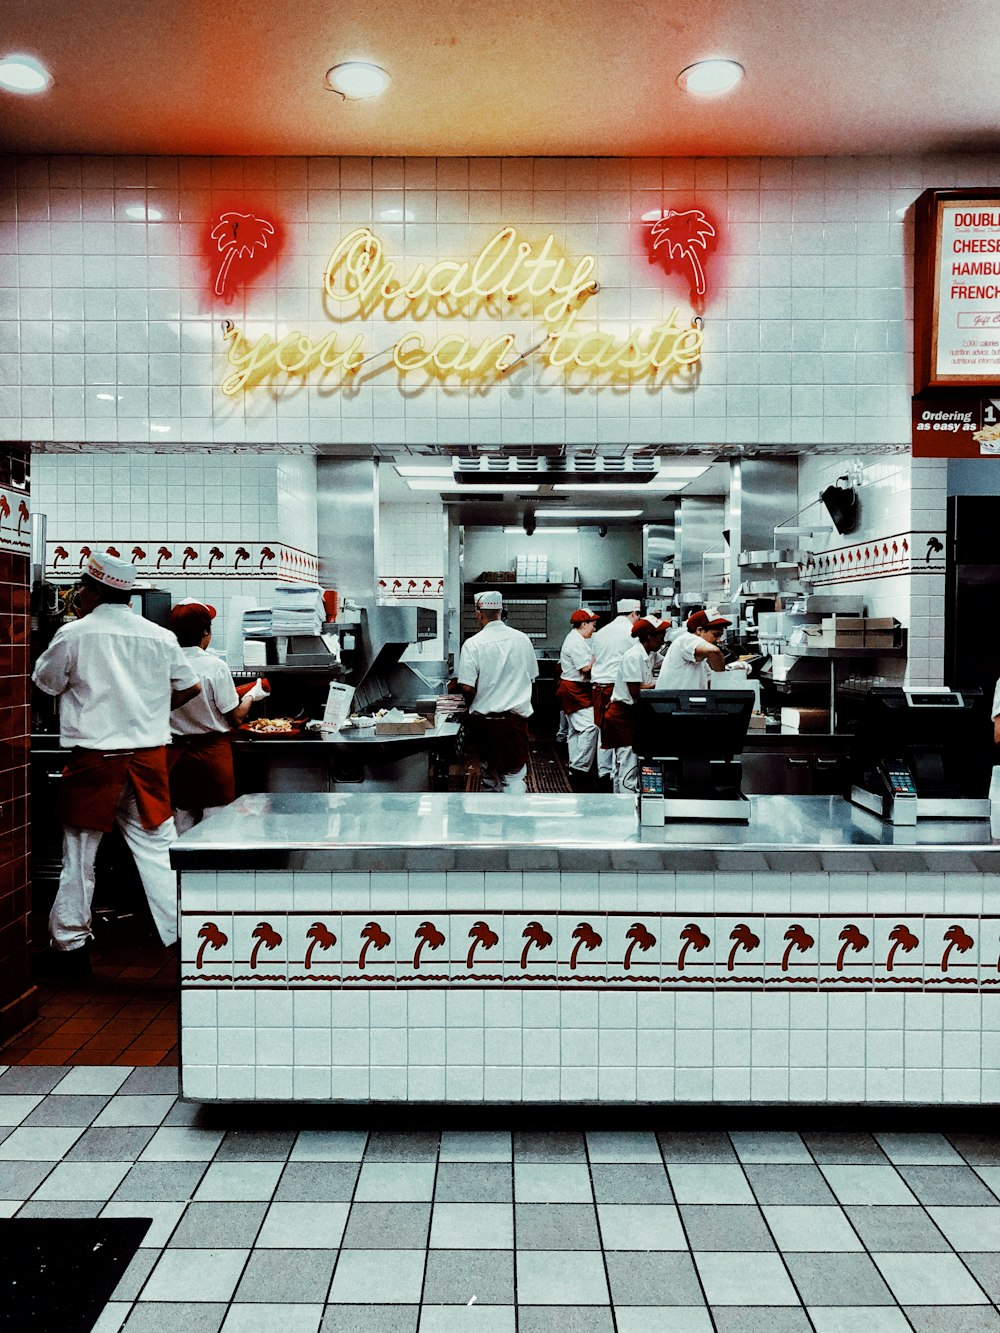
[656,629,712,690]
[171,646,240,736]
[458,620,538,717]
[590,615,637,685]
[33,602,198,750]
[611,640,656,704]
[559,628,595,683]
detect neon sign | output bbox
[218,225,705,394]
[211,212,276,297]
[642,208,717,304]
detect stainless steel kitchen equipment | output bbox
[633,689,755,823]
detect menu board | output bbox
[914,189,1000,391]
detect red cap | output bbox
[687,606,731,632]
[631,617,666,638]
[175,597,217,618]
[570,608,599,625]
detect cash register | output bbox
[633,689,755,824]
[847,686,992,826]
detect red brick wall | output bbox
[0,444,35,1042]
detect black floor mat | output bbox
[0,1217,150,1332]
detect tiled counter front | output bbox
[174,794,1000,1105]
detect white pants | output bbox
[555,711,569,742]
[51,783,179,951]
[567,707,599,774]
[480,761,528,794]
[173,804,226,836]
[611,746,638,795]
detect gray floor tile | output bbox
[365,1130,441,1162]
[819,1165,916,1206]
[784,1252,896,1306]
[518,1309,615,1333]
[515,1203,601,1250]
[93,1095,176,1128]
[585,1132,661,1163]
[762,1205,862,1252]
[0,1126,85,1160]
[0,1067,68,1094]
[113,1248,160,1301]
[168,1201,269,1248]
[0,1094,42,1126]
[874,1252,988,1305]
[275,1162,361,1202]
[327,1248,426,1304]
[214,1129,296,1161]
[291,1130,369,1161]
[974,1168,1000,1202]
[607,1250,704,1306]
[658,1132,738,1163]
[438,1131,511,1163]
[680,1204,776,1251]
[194,1161,283,1203]
[876,1133,964,1166]
[354,1162,436,1202]
[516,1249,610,1304]
[22,1094,111,1127]
[596,1203,686,1251]
[423,1248,515,1304]
[321,1306,418,1333]
[712,1310,813,1332]
[802,1132,888,1164]
[960,1253,1000,1303]
[695,1251,798,1306]
[140,1247,249,1302]
[67,1126,157,1161]
[118,1068,180,1095]
[256,1201,348,1249]
[434,1163,512,1203]
[514,1163,593,1204]
[513,1131,586,1163]
[807,1309,911,1333]
[729,1133,811,1165]
[0,1160,57,1198]
[122,1304,227,1332]
[669,1164,754,1205]
[430,1202,513,1250]
[221,1305,323,1333]
[33,1159,132,1201]
[233,1247,338,1303]
[590,1162,672,1204]
[928,1207,1000,1251]
[51,1068,130,1096]
[343,1201,431,1248]
[948,1136,1000,1166]
[163,1101,207,1127]
[417,1306,514,1333]
[102,1200,187,1248]
[898,1164,1000,1206]
[113,1161,209,1203]
[18,1199,104,1217]
[615,1311,712,1333]
[140,1127,225,1162]
[744,1164,837,1205]
[905,1311,1000,1333]
[844,1204,951,1252]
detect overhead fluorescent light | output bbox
[539,509,642,519]
[504,526,578,534]
[552,482,686,492]
[407,479,539,492]
[395,465,455,477]
[0,53,52,94]
[655,465,710,478]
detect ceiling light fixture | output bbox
[325,61,390,99]
[395,465,455,477]
[504,526,578,535]
[406,479,540,492]
[0,53,52,94]
[538,509,642,519]
[677,59,744,96]
[552,482,686,493]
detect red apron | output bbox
[168,732,236,810]
[555,679,592,716]
[465,712,530,776]
[59,746,173,833]
[600,700,634,750]
[591,682,614,729]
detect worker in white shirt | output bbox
[601,618,669,794]
[556,608,600,791]
[656,606,751,689]
[457,590,539,794]
[31,553,201,976]
[590,598,642,790]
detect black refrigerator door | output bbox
[946,496,1000,697]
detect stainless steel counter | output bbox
[171,792,1000,873]
[231,719,460,750]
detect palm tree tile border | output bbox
[182,912,999,992]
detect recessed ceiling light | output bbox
[504,526,578,535]
[407,479,539,492]
[677,59,744,96]
[395,465,455,477]
[0,53,52,94]
[539,509,642,519]
[325,62,390,99]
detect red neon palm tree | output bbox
[835,924,870,972]
[466,921,499,969]
[194,922,228,970]
[646,209,717,297]
[413,921,446,969]
[208,546,225,569]
[940,925,974,972]
[304,922,337,970]
[569,922,603,970]
[623,922,657,970]
[885,924,919,972]
[211,212,276,298]
[727,924,761,971]
[780,924,815,972]
[156,545,173,570]
[677,923,710,971]
[520,921,553,970]
[249,921,282,970]
[358,921,391,969]
[182,546,199,570]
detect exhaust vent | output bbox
[453,456,658,485]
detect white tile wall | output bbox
[3,152,999,447]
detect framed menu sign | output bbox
[914,188,1000,393]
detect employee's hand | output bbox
[725,661,752,673]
